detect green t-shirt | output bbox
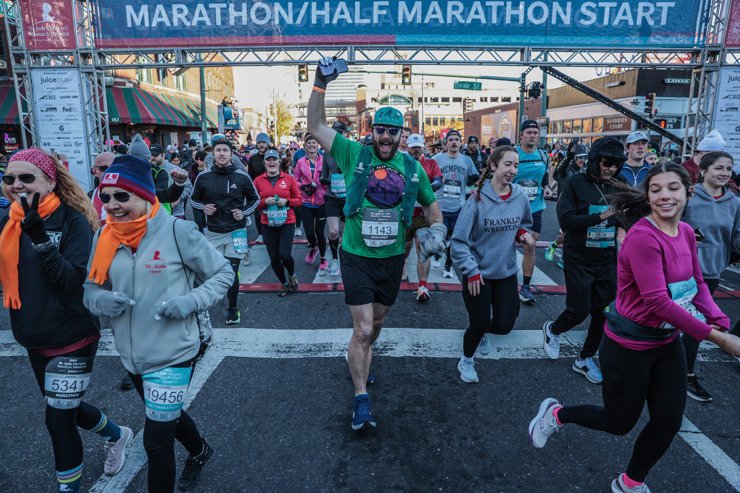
[330,133,436,258]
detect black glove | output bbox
[314,56,340,89]
[20,193,50,245]
[301,184,316,196]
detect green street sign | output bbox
[454,81,482,91]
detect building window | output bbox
[418,97,423,103]
[430,97,439,103]
[441,97,450,103]
[572,119,582,134]
[502,97,511,102]
[426,117,431,125]
[592,117,603,133]
[582,118,592,133]
[553,121,562,134]
[480,97,488,102]
[440,117,446,126]
[562,120,572,133]
[433,117,438,126]
[491,97,499,102]
[453,97,462,102]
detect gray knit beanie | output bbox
[128,134,151,160]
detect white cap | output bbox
[626,131,649,144]
[697,130,726,151]
[407,133,425,148]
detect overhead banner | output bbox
[726,0,740,47]
[712,67,740,165]
[93,0,707,49]
[20,0,76,50]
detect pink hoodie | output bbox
[605,217,730,350]
[294,154,327,206]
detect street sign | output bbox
[454,81,482,91]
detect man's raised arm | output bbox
[307,57,341,154]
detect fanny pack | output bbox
[603,302,676,342]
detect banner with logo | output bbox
[93,0,707,49]
[713,67,740,165]
[19,0,76,50]
[31,68,92,189]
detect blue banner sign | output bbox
[93,0,707,50]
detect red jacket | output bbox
[680,157,700,185]
[254,172,302,225]
[414,156,443,217]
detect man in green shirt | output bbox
[308,58,445,431]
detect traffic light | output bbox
[402,65,411,85]
[658,119,666,129]
[298,64,308,83]
[644,93,655,114]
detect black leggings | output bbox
[226,257,240,309]
[263,223,296,283]
[461,274,520,358]
[294,207,302,229]
[301,204,327,257]
[682,278,720,374]
[27,340,103,475]
[551,261,617,359]
[130,358,203,493]
[253,210,262,235]
[558,335,687,482]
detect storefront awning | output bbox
[0,85,21,125]
[106,87,218,128]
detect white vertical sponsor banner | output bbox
[712,67,740,164]
[31,68,92,190]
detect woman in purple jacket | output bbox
[528,162,740,493]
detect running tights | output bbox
[461,274,520,358]
[558,335,687,482]
[263,223,296,284]
[27,340,104,480]
[129,358,204,493]
[682,278,719,374]
[226,257,240,309]
[301,204,327,257]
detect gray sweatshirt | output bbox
[433,153,479,212]
[451,182,533,280]
[84,208,233,374]
[159,159,193,217]
[682,183,740,279]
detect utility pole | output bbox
[420,75,425,137]
[199,55,207,145]
[518,74,527,131]
[540,54,548,148]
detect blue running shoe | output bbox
[351,394,376,430]
[544,241,558,262]
[518,284,535,303]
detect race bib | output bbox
[660,277,707,329]
[142,366,191,422]
[586,205,616,248]
[520,179,539,202]
[331,173,346,197]
[45,357,93,409]
[231,229,249,254]
[442,179,462,199]
[266,205,288,227]
[362,208,399,247]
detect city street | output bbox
[1,205,740,492]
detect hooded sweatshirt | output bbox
[681,183,740,279]
[451,183,533,280]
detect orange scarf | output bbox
[0,193,61,309]
[88,200,161,285]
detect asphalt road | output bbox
[1,203,740,493]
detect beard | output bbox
[372,136,401,161]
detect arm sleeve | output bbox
[624,231,716,341]
[156,183,185,203]
[732,204,740,254]
[687,229,730,329]
[37,212,93,295]
[189,174,206,229]
[556,178,603,230]
[466,158,480,186]
[450,199,480,278]
[320,157,331,185]
[83,231,114,317]
[540,153,551,188]
[328,133,360,175]
[255,179,268,210]
[180,177,193,201]
[240,172,260,216]
[289,178,302,208]
[293,160,305,185]
[415,163,437,207]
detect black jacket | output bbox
[556,172,626,266]
[464,149,486,170]
[248,153,267,181]
[190,163,260,233]
[1,203,99,349]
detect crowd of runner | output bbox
[1,59,740,493]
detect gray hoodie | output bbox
[682,183,740,279]
[158,159,193,217]
[84,208,233,374]
[451,182,533,280]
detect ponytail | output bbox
[474,145,515,201]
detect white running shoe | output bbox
[543,321,561,360]
[442,267,453,278]
[528,398,562,448]
[457,358,479,383]
[104,426,133,476]
[477,334,491,356]
[612,474,651,493]
[329,259,340,276]
[416,285,430,302]
[294,227,302,237]
[255,235,263,243]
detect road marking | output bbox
[238,245,271,284]
[680,417,740,491]
[88,350,225,493]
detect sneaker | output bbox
[367,371,375,385]
[329,259,340,276]
[243,250,251,266]
[518,284,535,303]
[442,267,453,278]
[477,334,491,356]
[103,426,133,476]
[402,265,408,280]
[177,438,213,491]
[416,285,430,302]
[432,257,441,269]
[306,247,319,264]
[120,374,134,391]
[225,308,240,325]
[528,398,562,448]
[319,258,329,271]
[612,474,652,493]
[543,321,561,360]
[278,283,290,297]
[573,357,603,384]
[351,394,376,430]
[294,227,302,237]
[457,358,479,383]
[557,258,564,270]
[687,375,712,402]
[545,241,558,262]
[289,275,299,293]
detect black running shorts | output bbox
[340,249,404,306]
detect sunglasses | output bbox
[2,173,43,185]
[601,159,621,168]
[373,126,401,137]
[92,165,109,174]
[100,191,135,203]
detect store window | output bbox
[572,119,582,134]
[582,118,592,133]
[593,117,603,133]
[553,121,562,134]
[562,120,572,133]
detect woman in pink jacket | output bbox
[294,134,329,270]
